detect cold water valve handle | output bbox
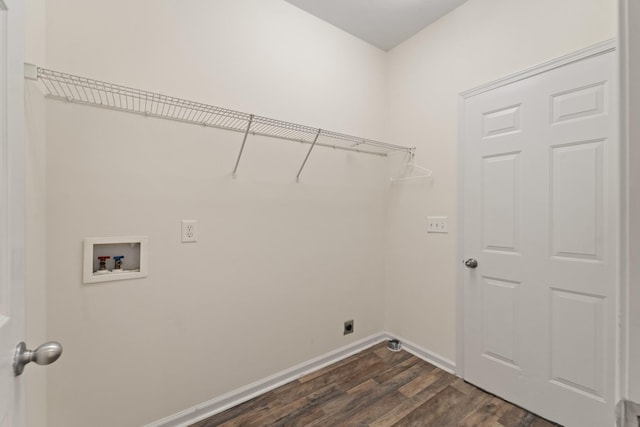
[113,255,124,270]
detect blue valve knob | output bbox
[113,256,124,270]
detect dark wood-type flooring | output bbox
[191,342,560,427]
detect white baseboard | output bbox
[145,332,456,427]
[382,332,457,375]
[145,333,387,427]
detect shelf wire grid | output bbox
[36,67,413,157]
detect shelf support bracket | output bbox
[296,129,322,183]
[24,63,38,81]
[232,114,254,178]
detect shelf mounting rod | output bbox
[232,114,254,178]
[296,129,322,183]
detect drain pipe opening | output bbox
[387,339,401,352]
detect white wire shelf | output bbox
[29,65,415,181]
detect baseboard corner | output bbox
[382,331,456,374]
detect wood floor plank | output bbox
[498,404,531,427]
[308,363,425,426]
[450,378,477,395]
[251,383,343,426]
[337,359,389,390]
[337,390,407,425]
[480,397,515,426]
[397,367,443,398]
[346,378,378,395]
[455,393,505,427]
[189,344,563,427]
[434,386,494,427]
[369,370,453,427]
[391,384,467,427]
[304,380,382,426]
[529,417,560,427]
[372,355,421,384]
[275,351,380,405]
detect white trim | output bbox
[145,333,387,427]
[618,0,631,404]
[456,39,618,383]
[460,38,616,99]
[618,2,629,408]
[456,93,467,378]
[382,332,456,374]
[145,332,456,427]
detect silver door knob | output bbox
[464,258,478,269]
[13,341,63,376]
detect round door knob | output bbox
[464,258,478,269]
[13,341,63,376]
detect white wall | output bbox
[45,0,387,139]
[384,0,617,363]
[42,1,389,426]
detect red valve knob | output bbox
[97,256,110,261]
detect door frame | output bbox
[1,0,26,425]
[455,39,619,388]
[618,0,640,421]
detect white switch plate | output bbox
[427,216,448,233]
[181,220,197,242]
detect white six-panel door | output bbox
[462,49,617,426]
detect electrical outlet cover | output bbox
[181,220,198,242]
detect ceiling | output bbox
[285,0,468,51]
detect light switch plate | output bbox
[427,216,448,233]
